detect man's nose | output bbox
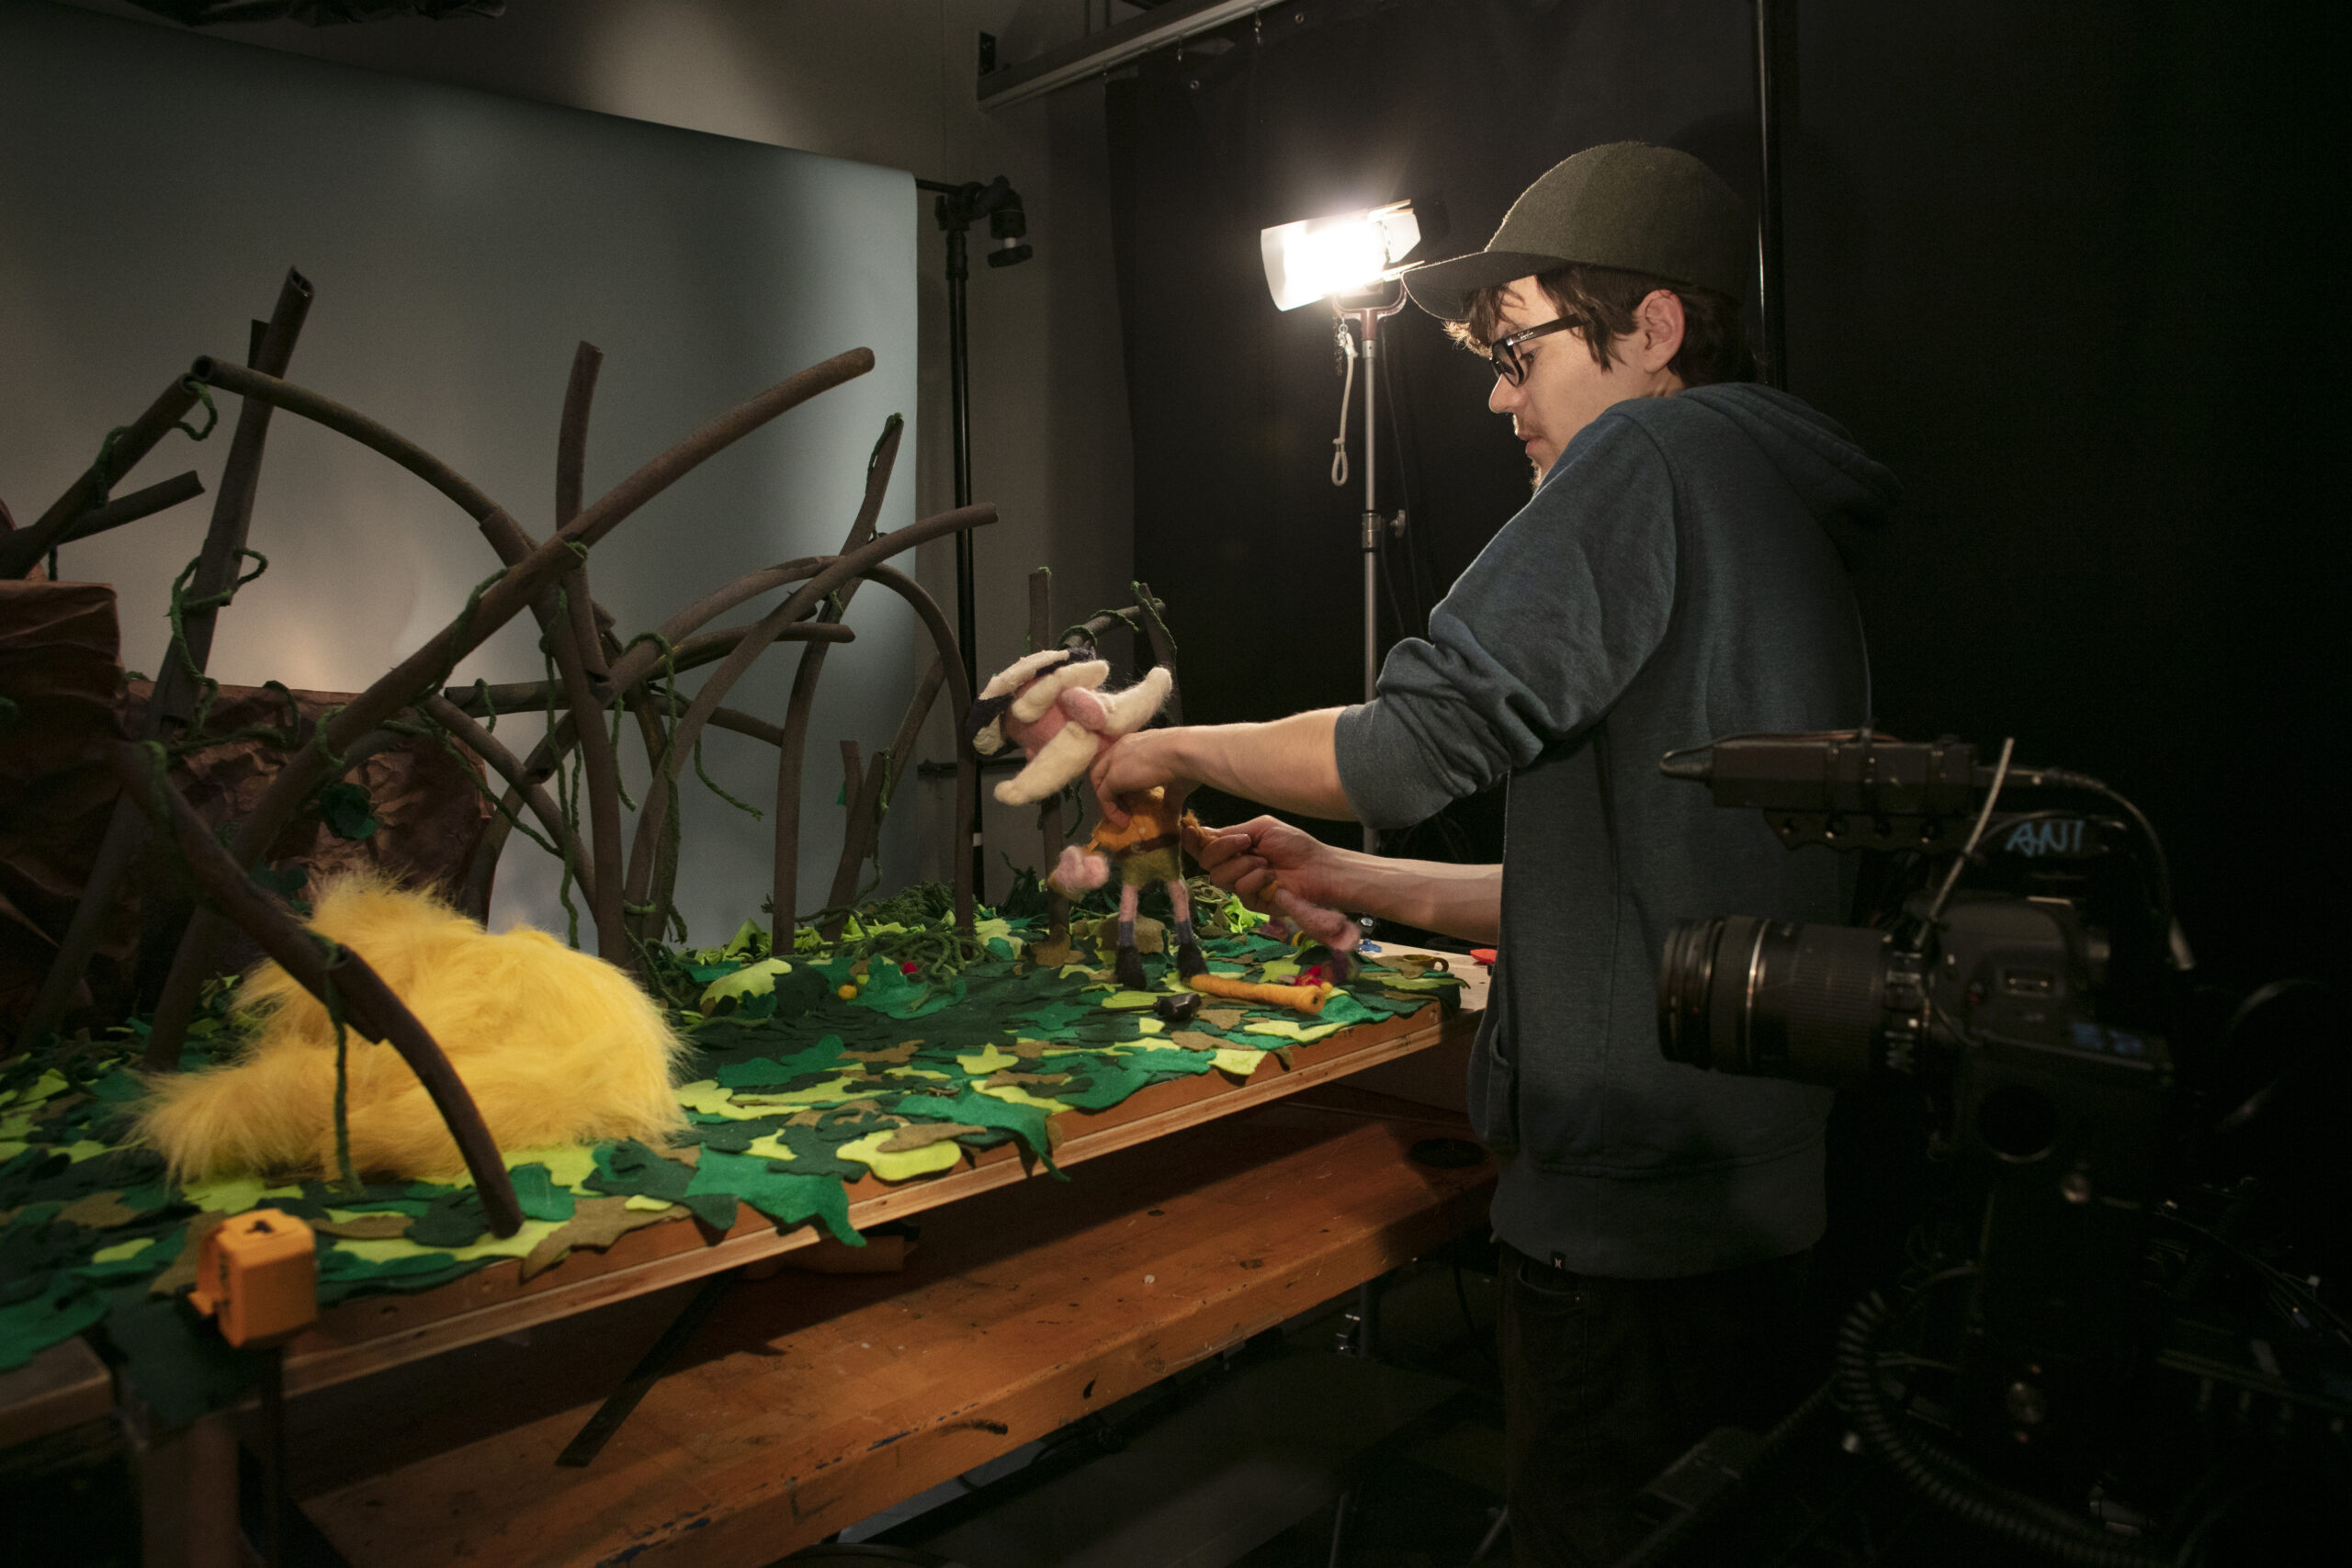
[1488,374,1519,416]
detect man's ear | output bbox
[1633,288,1687,375]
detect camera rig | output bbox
[1625,732,2349,1567]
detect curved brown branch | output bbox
[148,348,876,1061]
[4,376,203,578]
[622,504,994,938]
[762,413,904,933]
[21,275,311,1055]
[189,355,629,958]
[106,741,523,1236]
[437,621,854,717]
[856,565,978,929]
[418,695,594,897]
[55,470,206,547]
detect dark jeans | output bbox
[1498,1244,1813,1568]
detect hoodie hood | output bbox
[1668,382,1903,525]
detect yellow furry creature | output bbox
[136,875,687,1182]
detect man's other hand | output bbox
[1190,816,1343,914]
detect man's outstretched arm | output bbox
[1192,816,1502,945]
[1091,709,1352,822]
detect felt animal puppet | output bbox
[965,648,1201,989]
[135,875,687,1182]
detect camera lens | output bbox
[1657,916,1895,1086]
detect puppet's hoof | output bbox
[1114,946,1148,990]
[1175,942,1207,980]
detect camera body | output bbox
[1656,734,2174,1465]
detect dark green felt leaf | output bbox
[104,1287,269,1430]
[506,1163,574,1223]
[407,1190,490,1248]
[687,1149,859,1247]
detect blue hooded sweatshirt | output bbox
[1335,383,1902,1278]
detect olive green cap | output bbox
[1404,142,1750,320]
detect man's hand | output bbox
[1091,729,1190,827]
[1189,816,1345,914]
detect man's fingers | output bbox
[1233,866,1277,908]
[1193,829,1252,870]
[1090,749,1127,826]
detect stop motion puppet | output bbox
[964,647,1358,1002]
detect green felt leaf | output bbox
[587,1140,737,1231]
[714,1038,851,1088]
[505,1163,574,1224]
[1009,999,1092,1033]
[852,964,967,1021]
[0,1271,107,1373]
[407,1190,491,1248]
[104,1286,270,1430]
[687,1149,859,1246]
[893,1091,1058,1173]
[316,781,379,841]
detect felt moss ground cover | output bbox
[0,895,1461,1398]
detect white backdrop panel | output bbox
[0,1,922,942]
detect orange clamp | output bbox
[187,1208,318,1348]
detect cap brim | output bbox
[1400,250,1571,321]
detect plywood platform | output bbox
[281,953,1487,1395]
[292,1089,1496,1568]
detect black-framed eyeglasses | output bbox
[1486,318,1575,386]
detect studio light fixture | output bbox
[1259,196,1446,851]
[1259,198,1435,311]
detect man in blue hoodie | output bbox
[1092,143,1901,1564]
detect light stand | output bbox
[1332,288,1409,852]
[917,175,1032,897]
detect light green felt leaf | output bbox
[1243,1018,1347,1043]
[700,957,793,1013]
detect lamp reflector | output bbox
[1261,204,1424,310]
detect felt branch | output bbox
[772,417,902,939]
[105,740,524,1237]
[435,624,857,716]
[826,654,948,919]
[418,694,595,897]
[549,340,628,958]
[616,507,994,940]
[52,470,206,547]
[18,271,313,1056]
[617,418,905,937]
[189,353,633,959]
[442,618,855,916]
[143,348,876,1066]
[0,375,206,578]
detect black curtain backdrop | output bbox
[1108,0,2347,996]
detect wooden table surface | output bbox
[291,1083,1497,1568]
[282,950,1489,1396]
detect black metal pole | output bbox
[944,223,986,898]
[1755,0,1788,389]
[922,178,989,900]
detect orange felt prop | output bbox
[1184,972,1338,1015]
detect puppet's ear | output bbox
[994,722,1099,806]
[1097,665,1173,738]
[978,647,1076,703]
[1010,660,1110,724]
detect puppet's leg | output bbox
[1165,878,1207,979]
[1270,885,1360,982]
[1113,873,1148,990]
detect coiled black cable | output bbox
[1833,1292,2168,1566]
